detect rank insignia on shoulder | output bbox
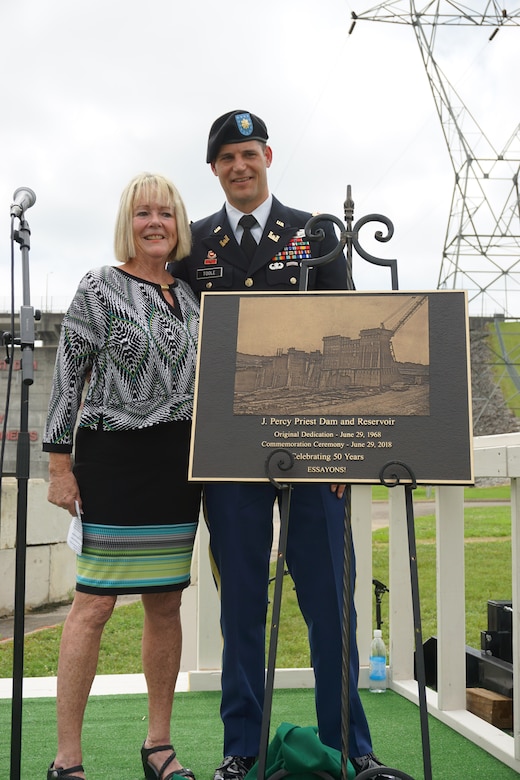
[204,251,218,265]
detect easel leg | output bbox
[404,484,433,780]
[257,484,292,780]
[380,461,433,780]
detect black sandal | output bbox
[141,743,196,780]
[47,763,85,779]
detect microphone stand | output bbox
[9,213,37,780]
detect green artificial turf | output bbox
[1,688,517,779]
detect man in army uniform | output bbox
[174,110,396,780]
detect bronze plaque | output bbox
[189,290,473,485]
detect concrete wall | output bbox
[0,311,64,481]
[0,311,99,614]
[0,476,201,671]
[0,312,201,671]
[0,478,76,615]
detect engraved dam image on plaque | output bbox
[233,294,430,417]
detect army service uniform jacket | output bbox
[173,196,348,296]
[172,195,374,758]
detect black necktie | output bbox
[239,214,258,260]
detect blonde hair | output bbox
[114,172,192,263]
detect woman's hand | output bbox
[48,453,82,515]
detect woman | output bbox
[43,172,201,780]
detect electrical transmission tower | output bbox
[350,2,520,318]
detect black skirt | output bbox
[72,420,201,594]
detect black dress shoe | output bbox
[350,752,398,779]
[213,756,256,780]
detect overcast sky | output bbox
[1,0,518,315]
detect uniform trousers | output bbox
[204,481,373,759]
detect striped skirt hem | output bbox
[76,521,198,595]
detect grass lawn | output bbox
[0,488,512,677]
[487,319,520,418]
[371,483,510,501]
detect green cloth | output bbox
[246,723,355,780]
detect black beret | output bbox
[206,110,269,163]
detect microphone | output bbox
[10,187,36,218]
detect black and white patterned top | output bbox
[43,266,200,453]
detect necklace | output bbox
[160,283,170,290]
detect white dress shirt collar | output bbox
[226,195,273,243]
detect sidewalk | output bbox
[0,594,148,699]
[0,594,140,643]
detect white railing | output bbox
[189,432,520,772]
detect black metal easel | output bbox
[257,450,297,780]
[377,463,433,780]
[256,188,421,780]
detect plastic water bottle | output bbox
[369,629,387,693]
